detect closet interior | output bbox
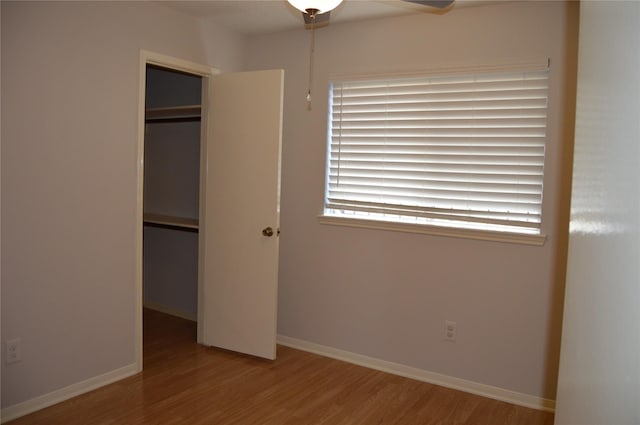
[143,65,203,323]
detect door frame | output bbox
[135,50,218,371]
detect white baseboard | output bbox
[277,335,555,412]
[143,302,196,322]
[1,363,139,423]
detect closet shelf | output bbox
[145,105,201,122]
[144,213,199,230]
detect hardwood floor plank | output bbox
[7,310,554,424]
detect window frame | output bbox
[319,62,550,246]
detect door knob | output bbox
[262,227,274,237]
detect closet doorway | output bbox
[135,51,284,369]
[143,64,202,324]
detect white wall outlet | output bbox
[444,320,457,342]
[6,338,22,364]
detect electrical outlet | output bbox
[6,338,22,364]
[444,320,457,342]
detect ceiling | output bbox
[158,0,491,36]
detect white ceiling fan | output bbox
[287,0,454,27]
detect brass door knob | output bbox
[262,227,274,237]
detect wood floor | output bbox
[8,309,554,424]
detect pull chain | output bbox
[306,9,317,111]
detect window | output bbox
[322,66,549,243]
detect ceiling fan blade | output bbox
[403,0,454,8]
[303,11,331,27]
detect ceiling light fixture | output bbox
[287,0,343,15]
[287,0,343,110]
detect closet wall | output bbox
[143,66,202,321]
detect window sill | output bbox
[317,215,547,246]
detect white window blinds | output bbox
[325,68,549,234]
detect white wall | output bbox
[555,2,640,424]
[0,2,3,416]
[0,0,244,410]
[245,1,578,402]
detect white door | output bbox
[199,70,284,360]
